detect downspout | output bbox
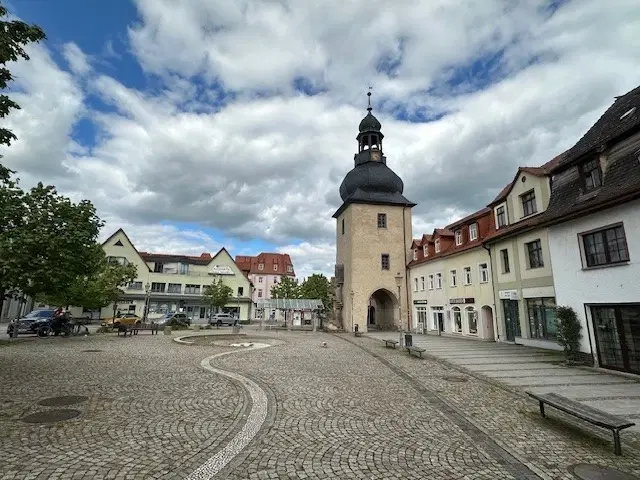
[483,243,500,341]
[403,206,411,332]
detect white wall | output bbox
[548,199,640,354]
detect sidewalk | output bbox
[366,331,640,433]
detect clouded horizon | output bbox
[3,0,640,279]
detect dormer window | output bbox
[258,263,264,271]
[496,206,506,228]
[412,249,417,261]
[273,264,278,271]
[423,245,428,257]
[435,239,441,253]
[579,158,603,192]
[469,223,478,241]
[455,230,462,246]
[287,265,293,273]
[521,190,537,217]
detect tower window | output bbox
[381,254,390,270]
[342,218,345,235]
[377,213,387,228]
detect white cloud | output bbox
[4,0,640,281]
[62,42,92,76]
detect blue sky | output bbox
[4,0,640,278]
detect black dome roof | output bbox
[359,111,381,132]
[339,161,404,201]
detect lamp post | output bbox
[143,282,150,324]
[395,273,403,347]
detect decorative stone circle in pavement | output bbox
[570,464,640,480]
[21,409,81,424]
[37,395,88,407]
[185,341,271,480]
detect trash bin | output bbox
[404,333,413,348]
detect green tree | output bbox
[6,183,105,302]
[0,2,46,170]
[270,276,300,299]
[41,260,137,312]
[555,306,582,363]
[203,278,233,318]
[0,2,45,310]
[299,273,331,310]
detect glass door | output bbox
[502,299,520,342]
[592,305,640,374]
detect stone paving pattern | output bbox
[1,329,640,479]
[367,331,640,435]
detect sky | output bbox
[3,0,640,280]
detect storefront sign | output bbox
[209,265,234,275]
[499,290,519,300]
[413,300,428,305]
[449,297,474,305]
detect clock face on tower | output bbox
[371,150,381,162]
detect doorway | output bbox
[367,289,397,331]
[502,299,520,342]
[482,305,495,341]
[591,304,640,375]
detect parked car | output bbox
[156,312,190,326]
[6,309,56,335]
[208,313,235,327]
[101,313,141,328]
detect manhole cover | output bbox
[38,395,88,407]
[442,376,469,383]
[21,409,81,424]
[571,464,638,479]
[82,349,102,353]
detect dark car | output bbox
[6,309,56,335]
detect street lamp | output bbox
[143,282,151,324]
[395,273,403,347]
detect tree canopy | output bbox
[299,273,332,310]
[41,260,137,310]
[203,278,234,312]
[270,276,300,299]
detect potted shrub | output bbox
[555,306,582,365]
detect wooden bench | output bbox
[132,323,160,335]
[526,391,635,456]
[117,323,159,337]
[384,340,399,349]
[406,346,426,358]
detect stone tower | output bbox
[332,93,416,333]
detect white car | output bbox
[208,313,235,326]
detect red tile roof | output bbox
[139,252,215,265]
[234,253,296,276]
[446,207,491,230]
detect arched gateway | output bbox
[330,91,416,333]
[367,289,399,331]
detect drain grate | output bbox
[82,349,102,352]
[21,409,81,424]
[442,376,469,383]
[38,395,88,407]
[570,463,638,480]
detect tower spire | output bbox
[367,86,373,112]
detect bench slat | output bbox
[527,392,635,429]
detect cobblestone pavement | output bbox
[1,331,640,479]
